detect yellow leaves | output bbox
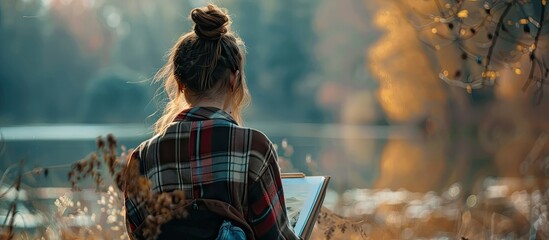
[482,70,498,80]
[457,10,469,18]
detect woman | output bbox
[124,4,299,240]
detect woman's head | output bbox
[154,4,250,133]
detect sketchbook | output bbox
[281,173,330,240]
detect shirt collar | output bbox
[174,107,237,125]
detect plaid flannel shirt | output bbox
[125,107,299,240]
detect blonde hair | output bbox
[153,4,250,134]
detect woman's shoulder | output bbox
[131,130,166,154]
[236,125,272,144]
[209,123,273,156]
[130,137,153,156]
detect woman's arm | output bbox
[123,148,147,240]
[247,142,300,240]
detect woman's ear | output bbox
[229,70,240,91]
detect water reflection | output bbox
[312,179,548,239]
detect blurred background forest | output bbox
[1,0,549,238]
[0,0,329,124]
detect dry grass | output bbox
[0,135,186,240]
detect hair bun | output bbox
[191,4,230,40]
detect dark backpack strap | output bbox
[129,199,255,240]
[186,199,255,240]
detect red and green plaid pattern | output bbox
[125,107,299,239]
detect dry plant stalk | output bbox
[66,134,187,240]
[0,161,24,240]
[141,191,187,239]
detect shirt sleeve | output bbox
[124,148,147,240]
[247,142,301,240]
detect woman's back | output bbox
[125,107,298,239]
